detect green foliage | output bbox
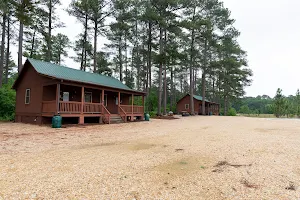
[52,33,71,65]
[295,89,300,117]
[227,107,237,116]
[239,105,250,114]
[273,88,286,118]
[232,95,273,115]
[94,52,112,76]
[0,84,15,121]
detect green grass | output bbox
[239,114,300,119]
[239,114,276,118]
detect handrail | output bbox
[118,106,127,122]
[120,105,144,114]
[101,104,111,124]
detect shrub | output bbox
[227,107,237,116]
[0,84,16,121]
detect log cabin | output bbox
[176,94,220,115]
[12,58,146,125]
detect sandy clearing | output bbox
[0,116,300,199]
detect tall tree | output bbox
[273,88,286,118]
[94,51,112,76]
[13,0,37,72]
[52,33,70,65]
[87,0,112,72]
[68,0,91,70]
[0,7,6,87]
[295,89,300,117]
[40,0,62,62]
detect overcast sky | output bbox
[11,0,300,97]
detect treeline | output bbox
[232,89,300,118]
[0,0,252,119]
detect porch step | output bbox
[109,115,124,124]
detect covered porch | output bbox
[41,82,145,124]
[199,102,220,115]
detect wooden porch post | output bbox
[118,92,121,113]
[131,94,134,121]
[132,94,134,115]
[56,83,60,115]
[102,89,105,108]
[79,86,84,124]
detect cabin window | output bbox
[185,104,189,109]
[25,89,30,104]
[84,92,92,103]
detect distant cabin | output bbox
[176,94,220,115]
[12,58,146,125]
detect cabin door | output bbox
[63,92,69,102]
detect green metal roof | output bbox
[26,58,140,93]
[193,95,205,101]
[192,94,217,104]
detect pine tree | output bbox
[273,88,286,118]
[295,89,300,117]
[52,33,70,65]
[94,51,112,76]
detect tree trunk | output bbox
[189,6,196,115]
[158,26,163,115]
[119,35,123,82]
[213,78,216,101]
[18,0,25,73]
[147,22,152,93]
[224,95,229,116]
[201,71,206,115]
[0,14,6,87]
[93,22,98,72]
[30,30,36,57]
[83,13,88,71]
[194,69,197,92]
[163,29,167,115]
[4,16,10,84]
[170,66,173,111]
[47,0,52,62]
[125,33,128,85]
[201,38,208,115]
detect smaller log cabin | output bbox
[12,58,146,125]
[176,94,220,115]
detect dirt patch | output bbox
[286,182,297,191]
[212,161,252,173]
[240,178,260,189]
[73,142,117,150]
[156,157,210,176]
[127,143,156,151]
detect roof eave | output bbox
[38,73,146,95]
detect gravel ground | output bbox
[1,116,300,199]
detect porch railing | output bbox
[83,102,102,113]
[42,100,56,114]
[101,104,111,124]
[120,105,144,114]
[118,106,127,122]
[60,101,81,113]
[42,101,103,114]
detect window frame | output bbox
[84,92,93,103]
[185,104,189,109]
[25,89,31,104]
